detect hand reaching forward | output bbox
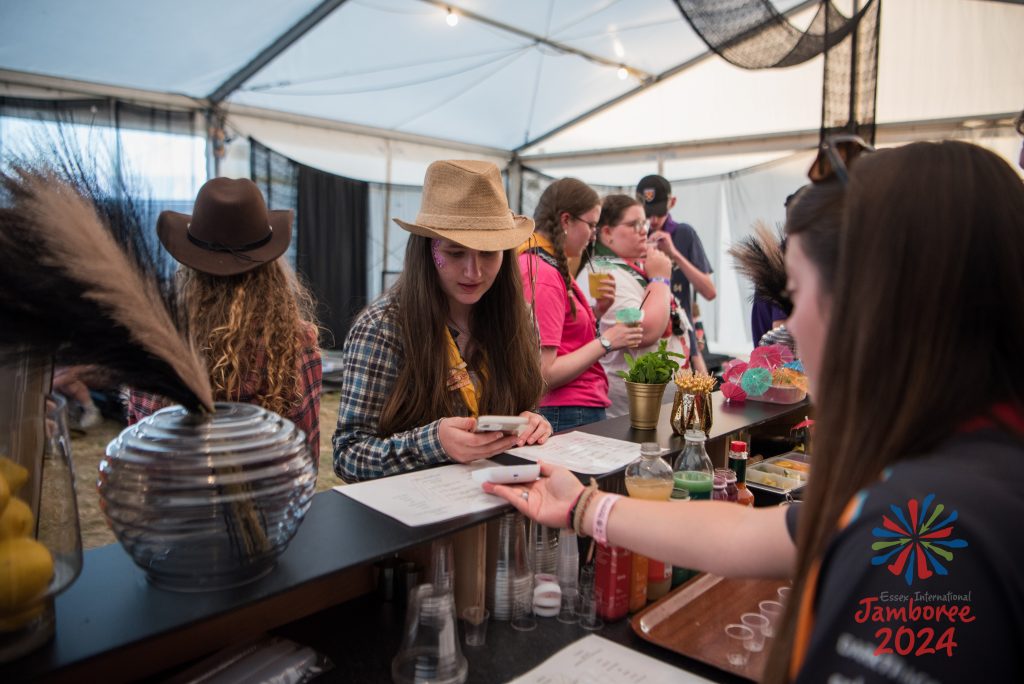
[482,461,585,529]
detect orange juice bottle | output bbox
[624,442,674,609]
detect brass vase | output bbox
[624,381,668,430]
[670,389,713,436]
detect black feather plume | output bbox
[728,221,792,315]
[0,139,213,413]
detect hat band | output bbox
[187,224,274,260]
[415,210,515,231]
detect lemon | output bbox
[0,538,54,612]
[0,456,29,494]
[0,498,34,539]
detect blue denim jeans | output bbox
[537,406,607,434]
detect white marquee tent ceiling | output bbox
[0,0,1021,185]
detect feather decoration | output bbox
[727,220,792,315]
[0,160,213,413]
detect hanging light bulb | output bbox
[617,66,629,80]
[446,9,459,27]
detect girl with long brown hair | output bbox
[484,140,1024,682]
[583,194,686,417]
[518,178,643,432]
[333,160,549,482]
[127,178,322,457]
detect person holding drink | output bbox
[518,179,643,432]
[333,160,551,482]
[582,194,687,418]
[485,141,1024,682]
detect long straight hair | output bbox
[532,178,600,318]
[764,140,1024,681]
[378,234,544,435]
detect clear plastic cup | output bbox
[740,612,769,652]
[759,599,784,637]
[724,624,754,666]
[777,586,791,603]
[577,565,603,631]
[392,584,467,684]
[557,587,578,624]
[462,606,489,647]
[615,307,645,327]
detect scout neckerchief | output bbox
[592,240,680,343]
[518,232,589,312]
[788,401,1024,680]
[445,327,483,416]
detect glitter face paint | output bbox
[432,239,446,268]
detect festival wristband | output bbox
[591,493,622,546]
[648,276,671,287]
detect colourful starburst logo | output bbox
[870,494,968,586]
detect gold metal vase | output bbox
[670,388,713,436]
[624,381,668,430]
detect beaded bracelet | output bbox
[648,276,671,287]
[591,493,622,546]
[572,479,600,537]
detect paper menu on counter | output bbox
[509,634,712,683]
[506,432,640,474]
[333,460,506,527]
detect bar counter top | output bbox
[3,391,806,683]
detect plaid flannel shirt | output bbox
[332,292,454,482]
[126,325,322,458]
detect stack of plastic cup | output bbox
[487,512,533,623]
[555,529,579,623]
[529,521,559,576]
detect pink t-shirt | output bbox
[519,253,610,408]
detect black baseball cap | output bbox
[636,174,672,217]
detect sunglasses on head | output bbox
[808,134,875,185]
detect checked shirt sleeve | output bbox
[286,325,323,460]
[332,299,449,482]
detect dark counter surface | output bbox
[3,392,806,682]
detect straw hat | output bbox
[394,160,534,251]
[157,178,292,276]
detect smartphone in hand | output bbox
[474,415,529,434]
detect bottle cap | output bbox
[683,430,706,442]
[640,442,661,457]
[729,440,747,452]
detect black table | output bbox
[2,392,806,683]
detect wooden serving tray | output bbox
[630,573,787,682]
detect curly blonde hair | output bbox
[177,259,319,417]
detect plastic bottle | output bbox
[624,442,674,608]
[594,543,631,621]
[712,472,729,501]
[728,440,756,507]
[673,430,714,500]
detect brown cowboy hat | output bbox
[157,177,293,276]
[394,160,534,251]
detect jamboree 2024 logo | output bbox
[871,493,968,585]
[855,494,973,657]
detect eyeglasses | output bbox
[808,134,875,185]
[572,215,598,231]
[616,218,650,234]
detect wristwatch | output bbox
[598,336,613,355]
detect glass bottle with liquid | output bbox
[728,440,756,507]
[712,473,729,501]
[715,468,739,503]
[625,442,674,608]
[673,430,714,501]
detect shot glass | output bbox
[462,606,489,647]
[724,624,755,667]
[759,599,784,638]
[740,612,769,652]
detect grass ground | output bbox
[72,391,345,550]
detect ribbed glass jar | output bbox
[98,402,316,591]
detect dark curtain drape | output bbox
[297,164,368,349]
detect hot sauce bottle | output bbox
[728,440,756,507]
